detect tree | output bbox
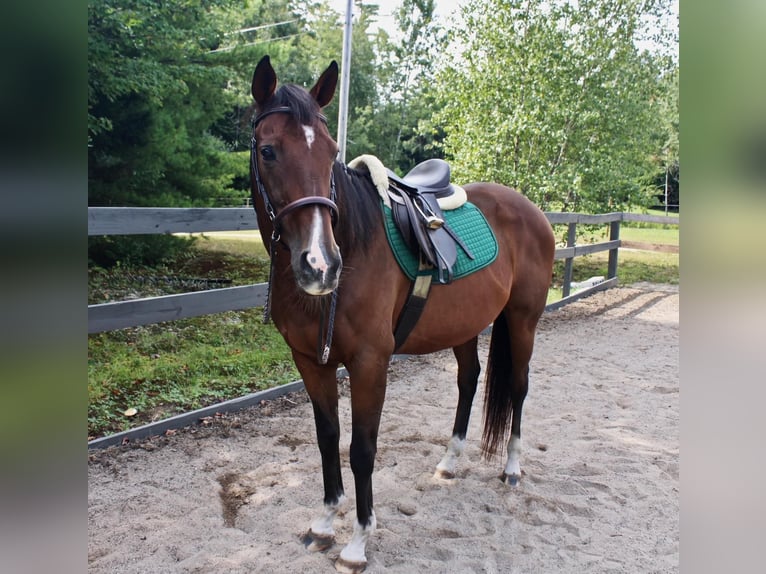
[218,1,386,163]
[334,1,388,162]
[652,61,680,210]
[88,0,253,265]
[385,0,445,170]
[432,0,676,213]
[88,0,247,207]
[346,0,446,173]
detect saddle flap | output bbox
[392,190,437,266]
[389,183,458,283]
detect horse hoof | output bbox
[500,472,520,486]
[335,556,367,574]
[433,468,455,480]
[301,530,335,552]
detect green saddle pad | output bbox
[382,201,498,282]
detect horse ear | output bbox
[252,55,277,108]
[309,61,339,108]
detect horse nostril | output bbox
[302,250,326,274]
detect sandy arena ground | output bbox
[88,283,679,573]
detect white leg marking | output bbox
[435,436,465,478]
[310,494,346,537]
[339,513,376,566]
[503,435,522,478]
[303,125,316,149]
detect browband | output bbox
[253,106,328,128]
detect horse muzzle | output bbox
[294,246,342,296]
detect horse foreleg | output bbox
[335,360,387,574]
[296,358,345,552]
[435,338,481,479]
[306,495,346,552]
[335,429,377,574]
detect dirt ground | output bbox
[88,283,679,573]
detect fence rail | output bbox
[88,208,679,333]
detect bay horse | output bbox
[248,55,555,573]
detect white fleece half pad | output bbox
[348,154,467,210]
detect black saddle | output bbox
[386,158,455,198]
[387,159,473,285]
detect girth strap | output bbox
[393,258,433,351]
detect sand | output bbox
[88,283,679,573]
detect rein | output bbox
[250,106,340,365]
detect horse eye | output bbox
[260,146,276,161]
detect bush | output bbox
[88,235,196,268]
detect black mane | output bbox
[333,162,381,257]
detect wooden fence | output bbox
[87,207,679,334]
[87,207,678,447]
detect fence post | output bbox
[562,222,576,297]
[607,217,621,280]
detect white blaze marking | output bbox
[339,513,376,565]
[306,208,329,274]
[503,435,522,478]
[303,125,315,149]
[435,436,465,477]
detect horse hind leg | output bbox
[434,337,481,479]
[501,363,528,486]
[481,310,537,486]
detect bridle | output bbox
[250,105,340,365]
[250,106,339,243]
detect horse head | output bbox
[250,55,342,296]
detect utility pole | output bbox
[337,0,353,162]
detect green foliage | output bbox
[88,235,196,268]
[88,0,249,207]
[348,0,448,173]
[648,62,680,209]
[88,0,679,214]
[432,0,677,213]
[88,237,270,302]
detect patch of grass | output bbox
[191,232,268,257]
[550,249,679,293]
[552,219,679,248]
[546,250,678,305]
[617,226,679,246]
[547,219,678,304]
[88,239,292,439]
[88,311,297,438]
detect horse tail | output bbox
[481,311,513,459]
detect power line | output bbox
[225,19,300,36]
[207,32,309,54]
